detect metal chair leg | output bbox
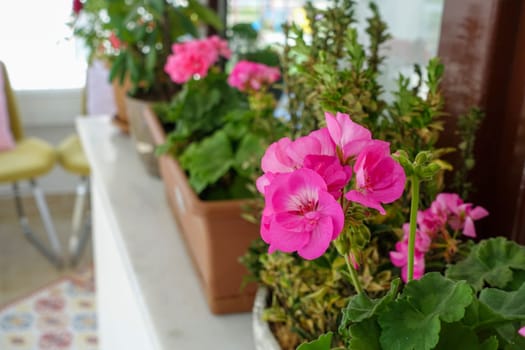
[69,177,91,266]
[12,181,63,268]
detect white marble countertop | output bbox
[77,116,254,349]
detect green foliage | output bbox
[453,107,485,199]
[156,69,280,200]
[74,0,222,101]
[446,237,525,291]
[332,239,525,350]
[377,273,473,350]
[297,333,334,350]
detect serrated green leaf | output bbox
[296,332,333,350]
[348,318,381,350]
[341,278,400,324]
[378,273,473,350]
[446,237,525,291]
[179,130,233,194]
[479,283,525,321]
[379,299,441,350]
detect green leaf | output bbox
[462,297,506,331]
[446,237,525,291]
[187,0,223,31]
[341,278,400,324]
[480,336,499,350]
[434,322,493,350]
[348,318,381,350]
[495,323,525,349]
[479,283,525,321]
[296,332,333,350]
[378,273,473,350]
[179,131,233,194]
[233,133,264,177]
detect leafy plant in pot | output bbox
[143,33,285,314]
[103,0,222,176]
[240,1,525,349]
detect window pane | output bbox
[227,0,444,97]
[0,1,87,90]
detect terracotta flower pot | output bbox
[144,106,259,314]
[125,95,160,177]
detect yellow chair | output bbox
[0,61,62,267]
[56,133,90,266]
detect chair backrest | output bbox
[0,61,24,141]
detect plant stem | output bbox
[407,176,420,282]
[345,254,363,294]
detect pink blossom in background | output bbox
[228,60,280,92]
[435,193,489,237]
[389,223,431,282]
[325,112,372,162]
[519,326,525,337]
[164,51,212,84]
[73,0,83,14]
[345,140,406,215]
[417,207,446,238]
[390,241,426,282]
[108,32,121,50]
[164,36,230,84]
[260,169,344,260]
[208,35,232,59]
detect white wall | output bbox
[16,89,83,127]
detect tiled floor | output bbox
[0,124,93,306]
[0,193,93,306]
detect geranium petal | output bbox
[463,217,477,238]
[297,217,333,260]
[346,190,386,215]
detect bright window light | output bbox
[0,1,87,90]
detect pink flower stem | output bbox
[407,176,420,282]
[344,254,363,294]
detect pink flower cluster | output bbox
[164,35,231,84]
[258,112,406,260]
[228,60,280,92]
[73,0,83,14]
[390,193,489,282]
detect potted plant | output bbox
[71,0,223,176]
[143,32,284,314]
[240,1,525,349]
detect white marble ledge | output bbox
[76,116,254,349]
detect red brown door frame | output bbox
[438,0,525,243]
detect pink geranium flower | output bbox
[519,326,525,337]
[164,36,230,84]
[325,112,372,162]
[435,193,489,237]
[72,0,83,14]
[228,60,280,92]
[303,155,352,200]
[108,32,121,50]
[417,207,446,238]
[261,169,344,260]
[345,140,406,215]
[390,241,426,282]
